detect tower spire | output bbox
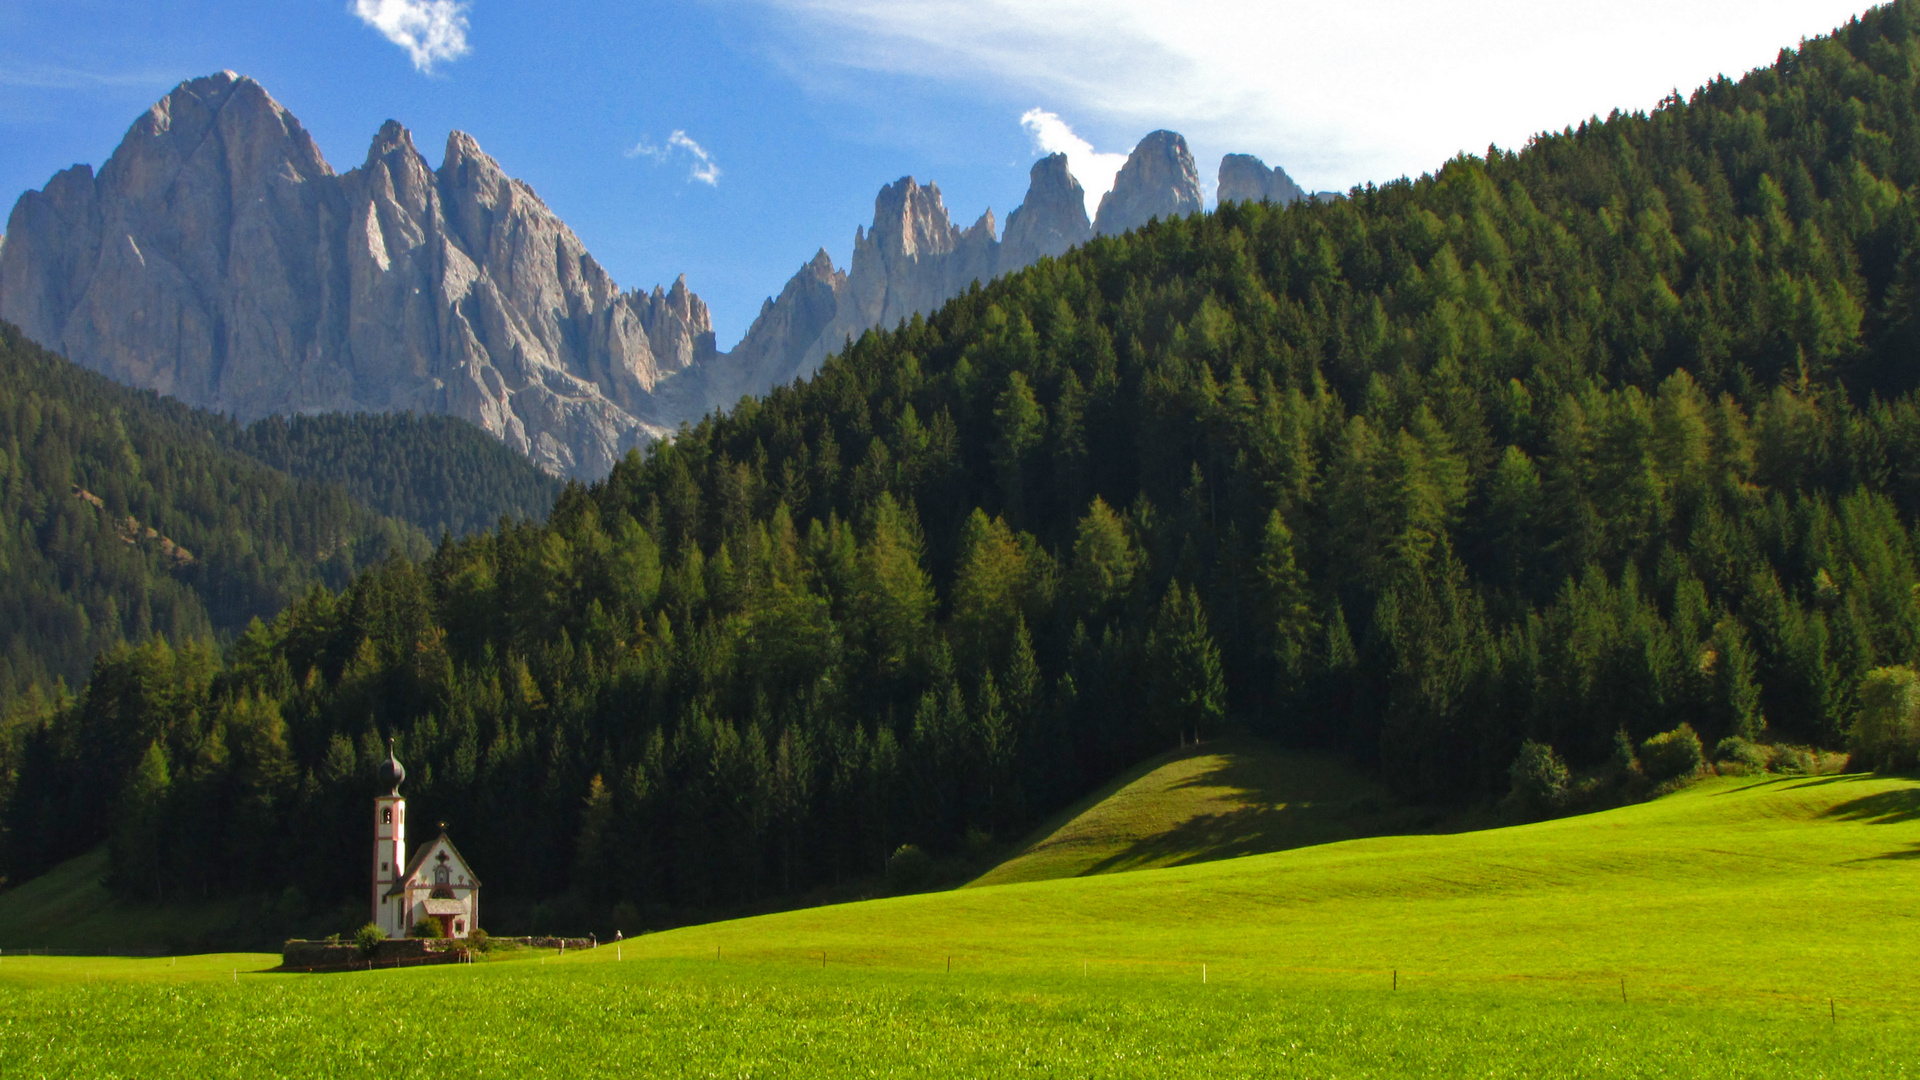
[378,737,406,796]
[373,741,408,936]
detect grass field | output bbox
[2,768,1916,1076]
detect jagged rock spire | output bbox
[1094,130,1203,236]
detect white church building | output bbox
[373,744,481,939]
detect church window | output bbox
[382,807,392,825]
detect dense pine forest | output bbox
[10,4,1920,928]
[0,321,560,729]
[233,412,562,540]
[0,323,426,708]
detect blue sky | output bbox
[0,0,1877,346]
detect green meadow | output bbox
[3,770,1916,1076]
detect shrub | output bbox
[1609,728,1641,778]
[1772,744,1850,776]
[410,918,445,939]
[1714,737,1772,775]
[1639,723,1705,782]
[353,923,387,958]
[885,844,934,892]
[1507,740,1570,816]
[1848,666,1920,772]
[467,928,490,954]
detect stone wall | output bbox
[280,937,469,972]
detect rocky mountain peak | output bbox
[366,119,415,162]
[1094,130,1202,237]
[441,130,509,194]
[0,73,717,479]
[131,70,244,140]
[2,74,1316,481]
[1002,152,1092,266]
[869,177,963,264]
[105,72,331,201]
[650,274,711,330]
[1218,153,1308,207]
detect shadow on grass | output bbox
[1079,751,1443,875]
[1859,842,1920,860]
[1707,773,1878,796]
[1782,774,1876,790]
[1821,782,1920,824]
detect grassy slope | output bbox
[624,773,1920,1006]
[973,736,1433,887]
[0,849,250,953]
[2,773,1916,1076]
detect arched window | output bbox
[382,807,392,825]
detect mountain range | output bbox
[0,73,1319,479]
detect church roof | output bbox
[385,831,483,897]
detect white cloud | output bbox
[627,130,722,186]
[351,0,471,73]
[0,62,176,90]
[741,0,1876,192]
[1020,109,1126,219]
[626,140,669,162]
[670,131,722,186]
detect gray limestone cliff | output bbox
[1094,130,1203,237]
[1001,153,1092,268]
[1217,153,1308,207]
[686,150,1099,416]
[0,73,709,478]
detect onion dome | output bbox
[377,739,406,795]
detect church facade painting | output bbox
[372,744,481,939]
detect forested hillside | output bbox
[11,4,1920,923]
[0,323,431,708]
[0,323,561,762]
[232,412,563,540]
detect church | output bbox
[372,744,481,939]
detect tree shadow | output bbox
[1821,784,1920,824]
[1078,749,1441,875]
[1857,842,1920,861]
[1708,773,1880,796]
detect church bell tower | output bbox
[373,741,407,937]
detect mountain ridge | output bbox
[0,74,1314,479]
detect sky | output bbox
[0,0,1879,347]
